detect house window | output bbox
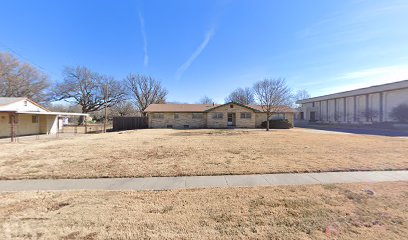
[152,113,164,119]
[230,104,234,108]
[32,115,39,123]
[240,112,251,119]
[312,102,315,107]
[300,112,304,120]
[192,113,203,119]
[174,113,179,119]
[212,112,223,119]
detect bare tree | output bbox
[91,101,140,122]
[225,87,255,104]
[197,96,214,104]
[253,78,292,131]
[48,103,81,113]
[361,109,379,122]
[0,52,50,102]
[125,74,168,116]
[110,101,140,117]
[53,66,126,114]
[293,89,311,107]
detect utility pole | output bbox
[104,83,108,133]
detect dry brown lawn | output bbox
[0,128,407,180]
[0,182,407,239]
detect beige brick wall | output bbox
[149,112,207,128]
[0,113,10,137]
[16,114,41,136]
[0,113,45,138]
[207,104,256,128]
[147,104,294,129]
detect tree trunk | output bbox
[266,112,270,131]
[78,116,84,125]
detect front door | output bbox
[227,113,235,126]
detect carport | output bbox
[2,110,88,142]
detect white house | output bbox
[0,97,87,139]
[296,80,408,124]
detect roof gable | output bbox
[0,97,50,112]
[0,97,25,106]
[205,102,260,112]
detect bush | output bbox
[390,104,408,123]
[261,119,293,129]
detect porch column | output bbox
[9,113,17,143]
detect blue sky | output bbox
[1,0,408,103]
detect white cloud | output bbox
[175,27,215,80]
[138,11,148,68]
[337,65,408,81]
[295,1,408,48]
[320,65,408,94]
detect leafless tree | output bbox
[225,87,255,104]
[90,101,140,122]
[125,74,168,116]
[293,89,311,107]
[89,101,140,123]
[53,66,126,114]
[48,103,81,113]
[361,109,379,122]
[110,101,140,117]
[253,78,292,131]
[0,52,50,103]
[197,96,214,104]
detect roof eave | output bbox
[204,101,261,112]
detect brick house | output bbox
[144,102,294,129]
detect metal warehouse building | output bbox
[297,80,408,124]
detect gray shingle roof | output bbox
[144,102,295,113]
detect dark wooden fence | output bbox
[113,117,148,131]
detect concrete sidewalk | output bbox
[0,170,407,192]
